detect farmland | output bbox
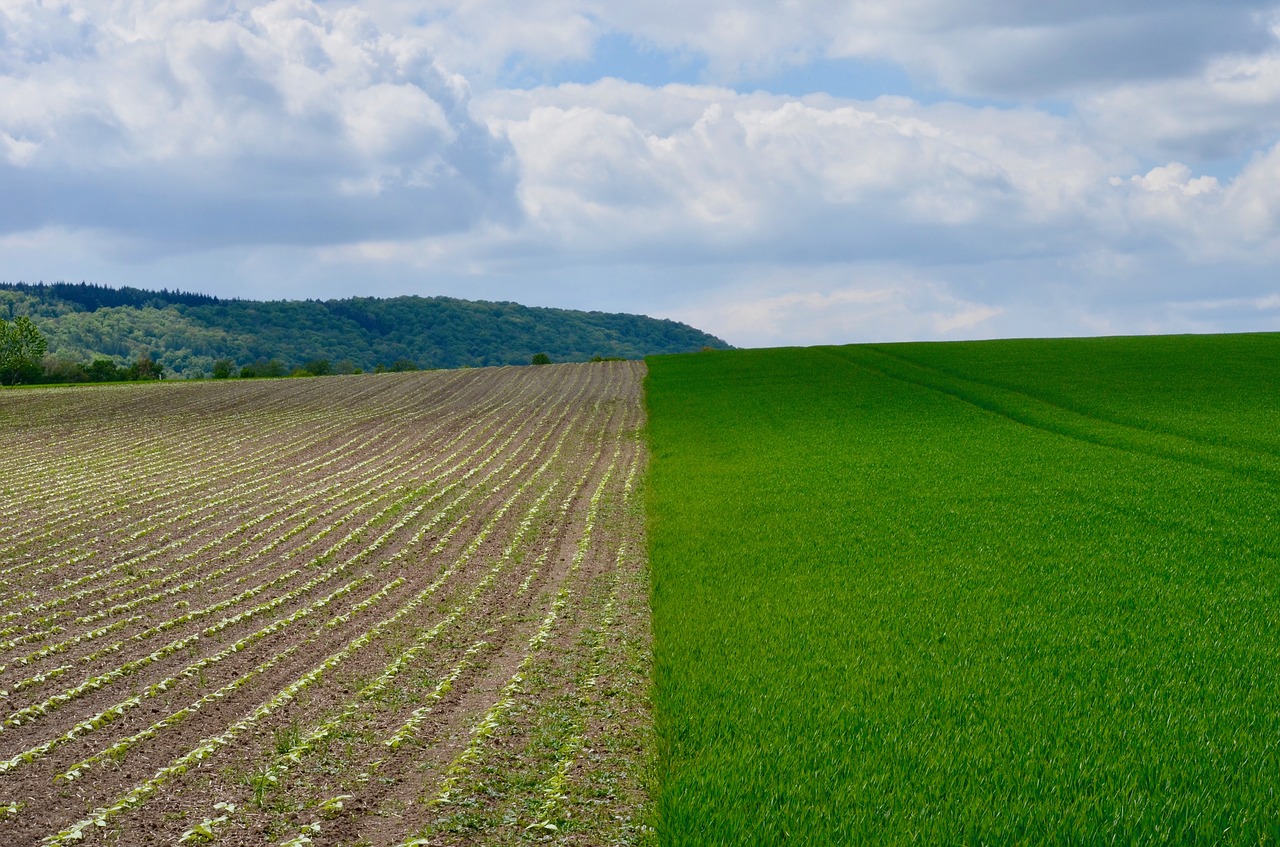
[646,335,1280,845]
[9,331,1280,846]
[0,363,651,846]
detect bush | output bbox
[531,353,552,365]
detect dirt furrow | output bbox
[0,361,649,847]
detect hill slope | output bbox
[0,282,729,378]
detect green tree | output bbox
[127,354,163,380]
[87,359,125,382]
[531,352,552,365]
[240,357,286,379]
[211,358,235,379]
[0,316,49,385]
[42,357,89,383]
[303,358,332,376]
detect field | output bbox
[9,332,1280,846]
[646,335,1280,845]
[0,363,651,846]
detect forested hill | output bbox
[0,282,730,379]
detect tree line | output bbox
[0,283,730,380]
[0,316,432,386]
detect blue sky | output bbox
[4,0,1280,346]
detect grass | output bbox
[645,335,1280,845]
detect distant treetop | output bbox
[1,281,227,311]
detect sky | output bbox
[5,0,1280,347]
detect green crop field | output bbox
[645,334,1280,845]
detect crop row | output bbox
[390,446,625,845]
[258,410,620,825]
[1,366,589,679]
[45,408,580,833]
[0,377,372,565]
[1,362,646,846]
[0,368,502,594]
[254,394,633,846]
[4,384,572,721]
[2,370,518,610]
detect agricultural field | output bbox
[0,363,651,846]
[646,335,1280,845]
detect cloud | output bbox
[297,77,1280,337]
[1080,50,1280,160]
[360,0,1279,98]
[0,0,518,252]
[476,81,1116,266]
[1098,147,1280,262]
[842,1,1278,98]
[680,271,1006,347]
[669,249,1280,347]
[4,0,1280,350]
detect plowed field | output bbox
[0,362,650,846]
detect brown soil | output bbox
[0,362,651,847]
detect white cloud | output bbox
[681,272,1006,347]
[358,0,599,82]
[1215,143,1280,248]
[0,0,518,250]
[842,1,1278,97]
[1081,50,1280,160]
[260,76,1280,341]
[476,81,1114,264]
[1100,149,1280,261]
[355,0,1278,97]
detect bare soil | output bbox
[0,362,650,847]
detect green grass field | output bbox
[646,334,1280,845]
